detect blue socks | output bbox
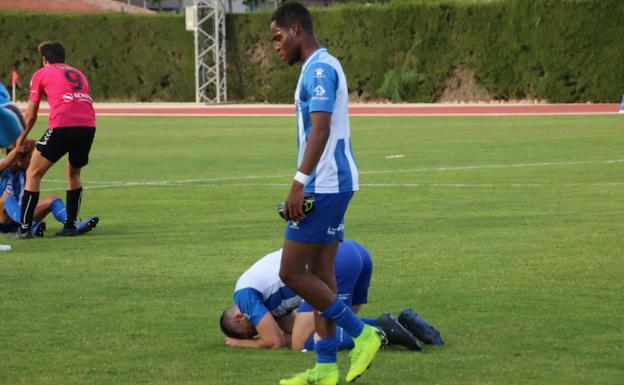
[320,298,365,338]
[3,195,20,222]
[307,299,370,360]
[314,336,337,363]
[50,198,67,224]
[305,327,355,352]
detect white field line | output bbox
[40,182,624,192]
[39,159,624,192]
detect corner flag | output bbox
[11,70,18,102]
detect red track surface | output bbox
[32,103,620,116]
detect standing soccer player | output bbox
[270,3,385,384]
[10,40,98,239]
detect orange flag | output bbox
[11,70,18,85]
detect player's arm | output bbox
[291,310,315,351]
[0,148,19,170]
[275,311,296,335]
[284,111,331,221]
[19,101,40,141]
[225,312,289,349]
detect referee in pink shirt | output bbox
[11,40,98,239]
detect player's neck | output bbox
[300,36,321,63]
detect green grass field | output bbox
[1,114,623,385]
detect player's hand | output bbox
[14,132,26,150]
[284,181,305,221]
[225,337,234,346]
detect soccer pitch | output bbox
[2,114,623,385]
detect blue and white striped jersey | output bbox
[0,168,25,202]
[294,48,358,194]
[234,249,301,326]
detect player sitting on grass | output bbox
[220,240,443,351]
[0,140,98,237]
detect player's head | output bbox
[38,40,65,64]
[12,139,36,171]
[219,305,256,339]
[270,2,314,65]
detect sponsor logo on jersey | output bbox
[313,85,326,97]
[62,92,93,103]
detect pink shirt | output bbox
[29,64,96,129]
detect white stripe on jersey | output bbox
[234,249,301,315]
[294,48,358,194]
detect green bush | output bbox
[228,0,624,103]
[2,0,622,103]
[0,12,194,102]
[378,70,426,102]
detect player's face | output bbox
[271,21,300,66]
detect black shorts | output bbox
[36,126,96,168]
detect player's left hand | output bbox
[284,181,305,221]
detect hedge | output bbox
[227,0,624,103]
[0,12,194,102]
[2,0,623,103]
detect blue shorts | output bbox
[299,240,373,312]
[284,192,353,244]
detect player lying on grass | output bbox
[0,139,98,237]
[220,240,443,351]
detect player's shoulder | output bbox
[31,66,48,78]
[304,49,339,71]
[235,249,282,290]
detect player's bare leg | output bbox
[25,149,53,192]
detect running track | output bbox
[29,102,621,116]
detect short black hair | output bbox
[220,306,255,339]
[38,40,65,64]
[271,1,314,34]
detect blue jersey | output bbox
[0,167,25,202]
[295,48,358,194]
[233,240,372,325]
[234,250,302,327]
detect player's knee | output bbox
[279,268,301,288]
[26,167,45,181]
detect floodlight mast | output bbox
[188,0,227,103]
